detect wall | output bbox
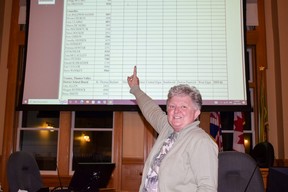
[0,0,12,156]
[1,0,288,161]
[264,0,288,160]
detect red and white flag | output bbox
[210,112,223,151]
[233,112,245,153]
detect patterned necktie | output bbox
[143,132,178,192]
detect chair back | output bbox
[7,151,44,192]
[251,141,275,168]
[218,151,264,192]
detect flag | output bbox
[233,112,245,153]
[210,112,223,151]
[259,66,269,142]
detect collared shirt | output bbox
[144,132,178,192]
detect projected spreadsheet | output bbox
[59,0,242,105]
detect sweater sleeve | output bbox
[189,135,219,192]
[130,85,167,133]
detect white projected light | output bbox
[20,0,249,111]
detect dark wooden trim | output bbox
[275,159,288,167]
[260,168,269,191]
[122,157,144,164]
[0,0,20,190]
[42,175,71,189]
[113,112,123,190]
[58,112,72,176]
[0,0,4,57]
[246,0,268,144]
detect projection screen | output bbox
[18,0,250,111]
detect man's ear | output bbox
[194,109,201,120]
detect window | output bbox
[71,111,114,171]
[221,46,257,153]
[18,111,60,171]
[221,111,254,153]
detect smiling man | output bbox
[127,66,218,192]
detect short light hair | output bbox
[167,84,202,110]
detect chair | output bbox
[266,167,288,192]
[218,151,264,192]
[250,141,275,168]
[7,151,49,192]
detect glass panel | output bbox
[220,112,251,131]
[16,45,26,106]
[222,133,253,154]
[75,111,113,128]
[72,131,112,170]
[243,112,252,131]
[220,112,234,131]
[247,46,256,83]
[244,133,253,154]
[19,130,58,170]
[222,133,233,151]
[22,111,60,128]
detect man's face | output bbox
[167,95,200,132]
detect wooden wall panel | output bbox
[123,112,145,159]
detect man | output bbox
[127,66,218,192]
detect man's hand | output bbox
[127,66,139,88]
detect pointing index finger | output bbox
[133,66,137,77]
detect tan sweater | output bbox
[130,85,218,192]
